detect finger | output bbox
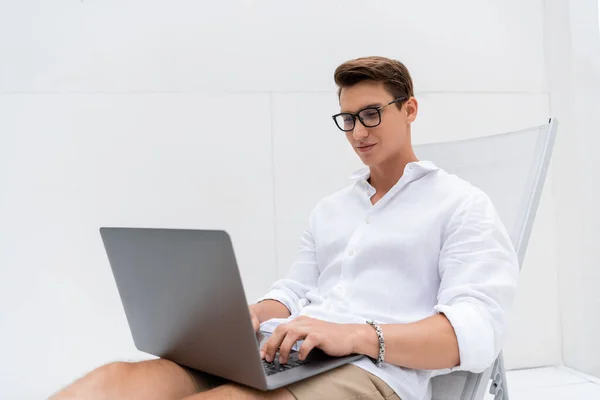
[278,328,305,364]
[298,334,319,360]
[261,324,288,363]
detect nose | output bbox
[352,121,369,141]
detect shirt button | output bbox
[365,216,370,224]
[347,249,355,256]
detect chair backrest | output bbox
[414,119,558,399]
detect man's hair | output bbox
[334,56,414,108]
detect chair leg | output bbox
[498,353,510,400]
[488,352,510,400]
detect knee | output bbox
[49,362,137,400]
[98,361,135,376]
[99,361,137,380]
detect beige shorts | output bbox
[182,363,401,400]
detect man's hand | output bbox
[248,300,291,333]
[260,316,359,364]
[249,305,260,332]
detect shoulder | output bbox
[309,182,358,217]
[427,168,494,212]
[428,170,511,247]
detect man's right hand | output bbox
[248,300,292,332]
[249,305,261,332]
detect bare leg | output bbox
[50,359,201,400]
[182,383,294,400]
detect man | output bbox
[52,56,519,400]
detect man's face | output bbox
[338,81,416,167]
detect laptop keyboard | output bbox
[262,352,309,376]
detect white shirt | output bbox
[258,160,519,400]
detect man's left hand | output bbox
[260,316,359,364]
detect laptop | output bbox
[99,227,362,391]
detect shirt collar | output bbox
[348,160,439,182]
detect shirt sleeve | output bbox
[433,191,520,373]
[256,209,320,317]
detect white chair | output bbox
[414,118,559,400]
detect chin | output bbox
[356,148,383,167]
[359,156,379,168]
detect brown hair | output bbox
[334,56,414,108]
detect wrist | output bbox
[250,303,264,322]
[250,303,263,322]
[351,324,380,359]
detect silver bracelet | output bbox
[366,320,385,367]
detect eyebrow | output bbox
[341,103,382,114]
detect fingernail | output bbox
[279,356,283,363]
[260,350,264,359]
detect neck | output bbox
[368,149,419,194]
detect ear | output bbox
[405,97,418,123]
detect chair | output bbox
[414,118,559,400]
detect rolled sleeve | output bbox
[257,287,305,317]
[435,192,519,372]
[434,301,496,372]
[256,209,320,317]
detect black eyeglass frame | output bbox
[331,97,408,132]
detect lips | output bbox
[357,144,376,152]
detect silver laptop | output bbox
[99,227,362,391]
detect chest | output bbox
[313,193,448,271]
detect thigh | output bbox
[179,365,228,393]
[286,364,401,400]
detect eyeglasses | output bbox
[332,97,407,132]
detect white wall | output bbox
[0,1,563,398]
[544,0,600,379]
